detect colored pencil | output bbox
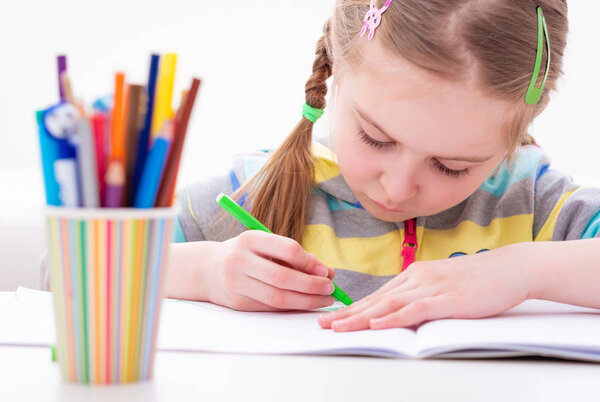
[57,55,67,101]
[111,73,126,162]
[60,73,76,106]
[150,53,177,139]
[155,78,201,207]
[92,113,108,207]
[134,123,173,208]
[104,160,125,208]
[132,54,160,203]
[124,84,145,206]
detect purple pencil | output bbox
[57,55,67,101]
[104,160,125,208]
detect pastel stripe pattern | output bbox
[176,142,600,302]
[46,209,174,384]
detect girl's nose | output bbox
[379,159,419,203]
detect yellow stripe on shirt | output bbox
[312,143,341,184]
[302,224,405,276]
[419,214,534,261]
[302,214,534,277]
[534,188,578,242]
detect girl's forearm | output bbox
[166,241,218,301]
[521,238,600,308]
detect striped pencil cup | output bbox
[45,207,176,384]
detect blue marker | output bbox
[36,103,80,206]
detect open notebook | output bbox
[3,287,600,362]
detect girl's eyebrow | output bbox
[354,103,494,163]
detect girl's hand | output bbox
[206,230,336,311]
[318,243,532,331]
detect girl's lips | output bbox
[370,198,405,213]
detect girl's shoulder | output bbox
[480,144,551,197]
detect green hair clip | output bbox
[525,7,551,105]
[302,102,325,123]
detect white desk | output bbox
[2,345,600,402]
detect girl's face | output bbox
[332,41,512,222]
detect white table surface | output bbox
[2,345,600,402]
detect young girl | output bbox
[168,0,600,331]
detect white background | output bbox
[1,0,599,185]
[0,0,599,289]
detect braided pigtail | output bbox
[238,21,333,242]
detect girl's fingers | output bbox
[327,265,336,279]
[246,254,334,296]
[369,296,453,329]
[328,290,423,332]
[243,231,328,276]
[240,275,334,310]
[318,293,382,328]
[317,279,414,328]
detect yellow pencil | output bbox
[150,53,177,139]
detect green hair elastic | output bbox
[525,7,551,105]
[302,103,325,123]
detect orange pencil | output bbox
[111,73,126,162]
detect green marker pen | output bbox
[216,193,353,306]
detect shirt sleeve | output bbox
[533,164,600,241]
[174,150,271,242]
[174,173,241,242]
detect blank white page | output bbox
[0,288,56,346]
[415,300,600,360]
[157,299,418,358]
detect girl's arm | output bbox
[166,241,218,302]
[318,238,600,332]
[525,238,600,306]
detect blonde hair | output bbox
[234,0,568,243]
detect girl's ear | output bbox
[535,95,551,117]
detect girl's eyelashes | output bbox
[432,159,469,179]
[358,128,468,179]
[358,129,394,150]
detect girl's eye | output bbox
[432,159,469,179]
[357,128,468,179]
[358,129,394,150]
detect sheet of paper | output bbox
[157,299,417,357]
[415,299,600,360]
[0,288,56,346]
[1,288,418,358]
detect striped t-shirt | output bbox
[175,142,600,301]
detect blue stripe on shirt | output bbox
[173,217,187,243]
[479,148,544,197]
[229,169,247,206]
[581,209,600,239]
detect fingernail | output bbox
[317,265,329,277]
[327,283,335,295]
